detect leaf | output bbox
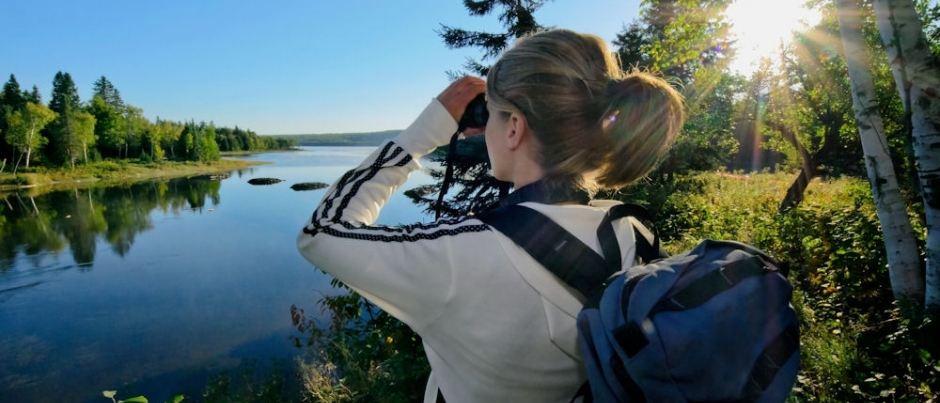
[168,395,184,403]
[103,391,117,398]
[123,397,149,403]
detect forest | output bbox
[0,73,297,179]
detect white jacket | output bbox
[297,99,638,403]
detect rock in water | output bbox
[248,177,284,185]
[290,182,329,191]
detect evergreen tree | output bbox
[48,72,80,115]
[1,74,27,113]
[26,85,42,104]
[47,71,84,166]
[92,76,125,111]
[437,0,548,76]
[1,75,27,144]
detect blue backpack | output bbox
[476,203,800,403]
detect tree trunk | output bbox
[12,150,22,177]
[773,123,821,212]
[839,0,925,315]
[26,121,35,168]
[874,0,940,317]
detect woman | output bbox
[297,28,684,403]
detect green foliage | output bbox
[102,389,183,403]
[291,288,430,403]
[437,0,548,76]
[201,358,293,403]
[88,95,127,158]
[4,102,55,170]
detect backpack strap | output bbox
[475,205,616,299]
[603,203,669,263]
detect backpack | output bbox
[475,203,800,403]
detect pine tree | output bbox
[92,76,125,111]
[47,71,84,166]
[48,72,80,115]
[26,85,42,104]
[437,0,548,76]
[1,74,27,138]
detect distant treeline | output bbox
[0,72,298,172]
[270,130,400,147]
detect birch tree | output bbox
[837,0,924,314]
[874,0,940,317]
[5,102,55,172]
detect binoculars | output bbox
[458,94,489,130]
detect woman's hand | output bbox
[437,76,486,131]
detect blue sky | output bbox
[2,1,640,135]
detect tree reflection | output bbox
[0,177,223,269]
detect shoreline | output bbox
[0,158,268,196]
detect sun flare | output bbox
[725,0,822,74]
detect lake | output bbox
[0,146,438,403]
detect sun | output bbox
[725,0,822,75]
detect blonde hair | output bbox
[486,29,685,191]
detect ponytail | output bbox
[596,70,685,188]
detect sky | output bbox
[1,0,816,135]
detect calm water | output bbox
[0,147,437,403]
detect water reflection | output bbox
[0,177,223,271]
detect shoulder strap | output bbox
[604,203,669,263]
[475,205,616,299]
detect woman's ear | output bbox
[506,112,528,151]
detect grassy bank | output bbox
[0,158,266,195]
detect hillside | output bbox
[268,130,401,146]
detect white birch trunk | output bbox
[838,0,925,313]
[26,120,36,168]
[874,0,940,316]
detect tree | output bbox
[47,72,84,166]
[1,75,28,157]
[617,0,737,85]
[5,102,55,172]
[87,95,127,158]
[148,119,183,161]
[155,119,183,159]
[437,0,549,76]
[837,0,924,316]
[92,76,124,111]
[613,0,741,178]
[123,105,147,159]
[48,72,80,116]
[71,111,96,164]
[762,5,869,212]
[26,85,41,104]
[874,0,940,318]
